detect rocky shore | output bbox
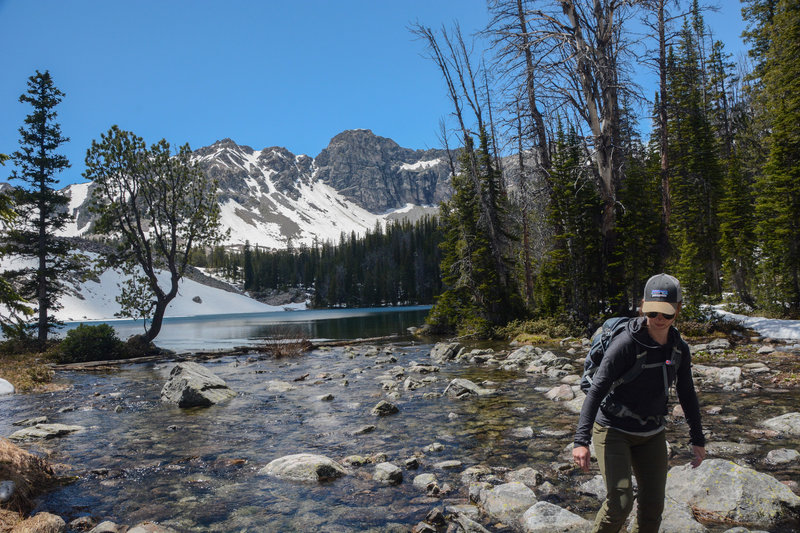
[2,333,800,532]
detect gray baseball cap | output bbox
[642,273,682,314]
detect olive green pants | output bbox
[591,423,668,533]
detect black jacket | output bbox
[574,316,705,447]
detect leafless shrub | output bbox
[259,326,312,358]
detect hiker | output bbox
[572,273,706,533]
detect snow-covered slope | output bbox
[0,253,301,323]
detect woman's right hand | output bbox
[573,445,591,472]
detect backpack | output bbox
[580,317,683,396]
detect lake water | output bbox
[63,306,432,352]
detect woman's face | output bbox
[644,304,679,336]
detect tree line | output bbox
[414,0,799,336]
[196,216,443,308]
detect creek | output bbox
[2,308,800,532]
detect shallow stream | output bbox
[2,341,799,532]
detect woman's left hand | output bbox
[691,445,706,468]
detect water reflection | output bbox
[60,306,432,352]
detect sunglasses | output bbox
[645,311,675,320]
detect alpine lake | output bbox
[2,306,800,532]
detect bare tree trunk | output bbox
[516,109,534,305]
[517,0,551,172]
[657,0,671,266]
[560,0,620,241]
[37,182,47,346]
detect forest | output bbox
[206,0,799,339]
[414,0,799,336]
[196,217,443,308]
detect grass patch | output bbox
[499,316,583,342]
[0,352,59,393]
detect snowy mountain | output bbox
[60,129,451,249]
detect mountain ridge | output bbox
[54,129,452,250]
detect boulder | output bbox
[761,412,800,436]
[8,424,84,441]
[12,417,47,427]
[705,441,758,456]
[413,473,438,490]
[373,462,403,484]
[564,392,586,414]
[479,481,537,526]
[545,384,575,402]
[443,378,494,399]
[505,467,543,488]
[578,475,606,500]
[430,342,462,363]
[765,448,800,465]
[88,521,124,532]
[521,501,592,532]
[656,497,708,532]
[371,400,399,416]
[0,378,15,396]
[258,453,347,482]
[665,458,800,528]
[692,365,742,387]
[9,512,65,533]
[160,362,236,407]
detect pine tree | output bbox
[536,126,603,322]
[754,0,800,314]
[1,71,80,346]
[243,241,254,291]
[0,155,33,329]
[665,21,725,305]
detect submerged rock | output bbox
[160,362,236,408]
[665,458,800,528]
[442,378,494,398]
[8,423,84,441]
[373,462,403,484]
[128,521,180,532]
[259,453,347,482]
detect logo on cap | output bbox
[651,289,669,299]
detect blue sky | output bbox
[1,1,748,187]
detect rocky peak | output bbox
[314,129,451,212]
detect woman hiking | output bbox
[572,273,706,533]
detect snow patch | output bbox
[400,159,441,171]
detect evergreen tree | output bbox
[1,71,79,346]
[0,154,34,330]
[615,138,662,311]
[665,21,725,305]
[427,131,522,336]
[243,241,254,291]
[535,126,603,322]
[753,0,800,314]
